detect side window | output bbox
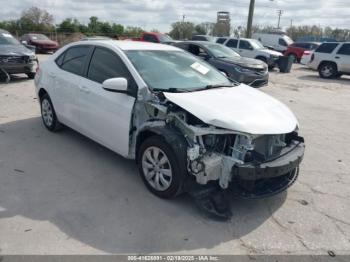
[279,38,288,47]
[88,47,137,96]
[216,38,226,44]
[226,39,238,48]
[55,52,65,67]
[239,40,252,50]
[60,46,90,76]
[337,44,350,55]
[188,44,201,56]
[316,43,339,53]
[143,34,158,43]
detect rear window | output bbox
[337,43,350,55]
[226,39,238,48]
[216,38,227,44]
[315,43,339,54]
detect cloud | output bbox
[1,0,349,32]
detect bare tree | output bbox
[19,7,54,32]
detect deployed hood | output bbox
[217,56,266,69]
[164,84,298,135]
[260,49,283,57]
[0,44,34,56]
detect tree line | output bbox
[1,6,350,41]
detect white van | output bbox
[253,33,294,52]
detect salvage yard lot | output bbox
[0,54,350,255]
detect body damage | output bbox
[129,84,304,193]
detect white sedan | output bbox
[35,40,305,200]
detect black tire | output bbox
[318,62,338,79]
[137,135,186,198]
[40,93,63,132]
[26,72,36,79]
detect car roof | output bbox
[74,40,180,51]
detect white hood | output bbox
[164,84,298,135]
[260,49,283,57]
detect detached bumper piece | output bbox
[232,142,305,199]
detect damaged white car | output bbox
[35,40,305,201]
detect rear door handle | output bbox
[79,85,90,94]
[335,56,340,59]
[48,72,56,78]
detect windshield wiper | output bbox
[195,84,236,91]
[152,87,191,93]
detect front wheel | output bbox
[137,136,186,198]
[40,93,63,132]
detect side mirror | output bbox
[21,40,28,45]
[102,77,128,93]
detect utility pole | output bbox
[277,9,284,29]
[246,0,255,38]
[181,14,186,40]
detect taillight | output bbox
[303,51,311,55]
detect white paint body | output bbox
[252,33,294,52]
[35,40,299,160]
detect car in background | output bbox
[223,37,283,69]
[174,41,268,87]
[253,32,294,53]
[0,29,37,80]
[191,35,214,42]
[20,33,59,53]
[308,42,350,78]
[35,40,304,205]
[284,42,320,63]
[131,32,175,44]
[216,37,228,44]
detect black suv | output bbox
[0,29,37,81]
[175,41,269,88]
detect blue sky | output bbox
[0,0,349,32]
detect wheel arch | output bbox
[318,60,338,71]
[38,88,48,101]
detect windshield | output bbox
[249,39,265,49]
[203,43,240,58]
[0,32,20,45]
[31,34,49,40]
[126,50,232,92]
[159,34,173,42]
[284,35,294,45]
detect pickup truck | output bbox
[131,32,175,44]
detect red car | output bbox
[284,42,320,63]
[20,34,59,53]
[131,32,174,44]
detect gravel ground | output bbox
[0,55,350,255]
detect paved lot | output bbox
[0,55,350,255]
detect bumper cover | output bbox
[233,142,305,181]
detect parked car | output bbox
[253,32,294,52]
[20,33,59,53]
[191,35,214,42]
[308,42,350,78]
[0,29,37,80]
[174,41,268,87]
[35,40,304,204]
[130,32,175,44]
[223,37,283,69]
[216,37,228,44]
[284,42,320,63]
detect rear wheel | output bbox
[319,62,338,79]
[40,93,63,132]
[137,136,186,198]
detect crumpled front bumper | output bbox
[231,141,305,198]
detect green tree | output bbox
[169,21,195,40]
[124,26,144,37]
[19,7,54,32]
[57,18,80,32]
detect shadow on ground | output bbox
[298,75,350,85]
[0,74,31,85]
[0,117,287,253]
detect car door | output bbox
[225,39,239,53]
[238,40,254,58]
[78,46,137,157]
[335,43,350,72]
[51,45,92,129]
